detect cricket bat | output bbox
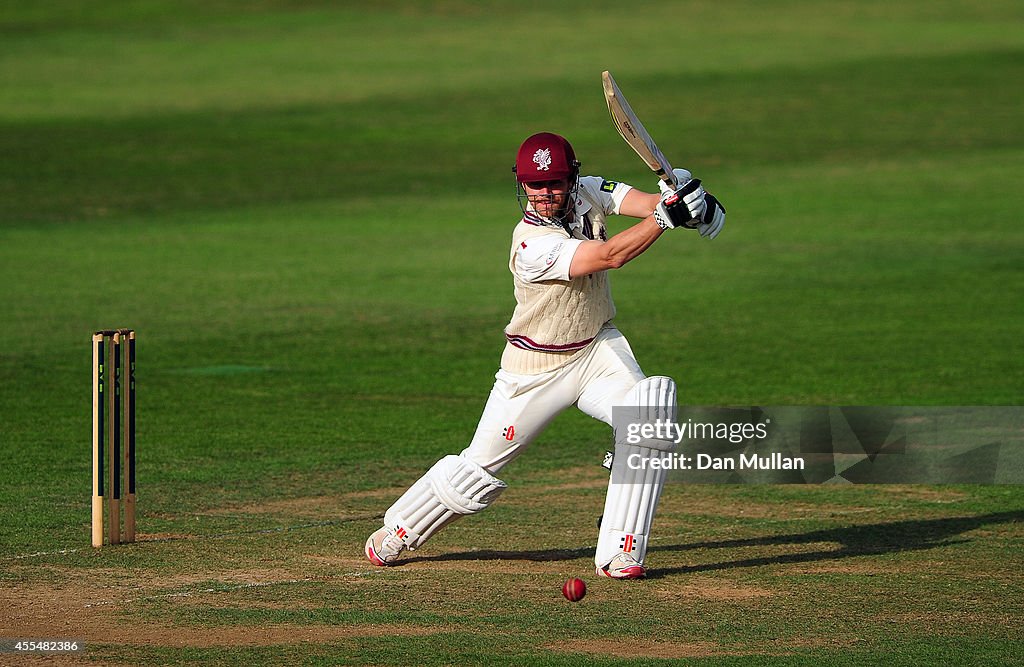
[601,70,679,189]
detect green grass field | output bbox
[2,1,1022,664]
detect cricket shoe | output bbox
[365,526,409,566]
[595,552,646,579]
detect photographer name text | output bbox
[627,452,805,471]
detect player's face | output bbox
[523,179,570,218]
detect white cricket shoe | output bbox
[596,552,646,579]
[365,526,408,566]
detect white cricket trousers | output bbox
[460,325,645,474]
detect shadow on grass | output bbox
[403,511,1024,578]
[645,509,1024,579]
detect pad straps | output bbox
[384,455,507,549]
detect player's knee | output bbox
[428,454,507,514]
[615,376,678,451]
[623,375,676,409]
[459,438,521,477]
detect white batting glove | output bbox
[653,169,726,239]
[654,178,707,230]
[657,168,694,196]
[696,194,725,239]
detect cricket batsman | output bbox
[365,132,725,578]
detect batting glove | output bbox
[657,168,694,196]
[696,194,725,239]
[654,178,707,230]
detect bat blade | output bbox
[601,70,677,189]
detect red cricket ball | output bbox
[562,577,586,602]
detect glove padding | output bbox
[654,169,725,240]
[697,194,725,239]
[654,178,707,230]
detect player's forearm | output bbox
[568,218,663,277]
[605,217,665,267]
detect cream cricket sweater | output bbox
[501,191,617,374]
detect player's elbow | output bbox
[569,240,622,277]
[600,242,636,270]
[569,247,625,278]
[604,252,628,270]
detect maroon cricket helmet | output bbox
[514,132,580,183]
